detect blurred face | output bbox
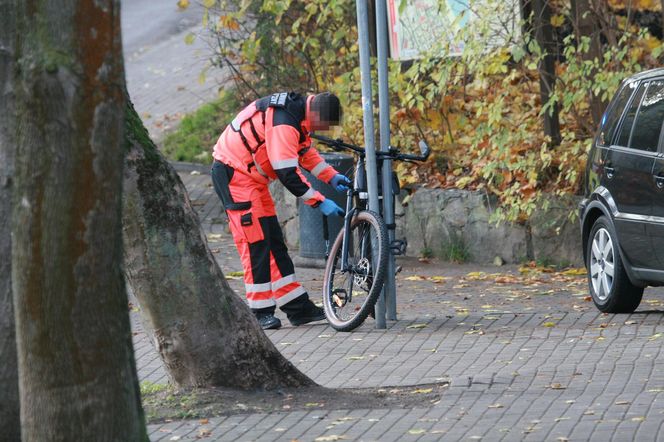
[306,95,339,131]
[309,111,332,131]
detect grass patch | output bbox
[440,231,471,263]
[162,90,240,163]
[140,381,167,396]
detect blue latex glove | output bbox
[318,199,345,217]
[330,173,352,192]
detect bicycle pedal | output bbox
[332,289,347,307]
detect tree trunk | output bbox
[571,0,606,126]
[0,1,20,440]
[533,0,561,146]
[10,1,146,440]
[122,99,313,390]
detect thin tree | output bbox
[0,1,19,439]
[8,1,146,440]
[571,0,606,126]
[532,0,561,146]
[122,98,313,389]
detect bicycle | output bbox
[310,134,430,331]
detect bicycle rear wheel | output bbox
[322,210,388,332]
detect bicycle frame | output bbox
[339,156,362,273]
[315,132,430,273]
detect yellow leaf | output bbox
[561,268,586,276]
[649,333,662,341]
[412,388,432,394]
[488,403,504,408]
[550,14,565,27]
[177,0,190,9]
[542,322,556,328]
[631,417,645,422]
[429,276,450,283]
[408,429,426,435]
[184,33,196,45]
[227,271,244,277]
[203,0,215,7]
[404,275,426,281]
[407,324,428,329]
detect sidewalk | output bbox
[134,166,664,441]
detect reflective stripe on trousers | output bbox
[211,164,305,310]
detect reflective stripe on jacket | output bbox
[212,92,338,206]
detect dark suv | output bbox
[580,68,664,313]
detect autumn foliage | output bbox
[196,0,663,222]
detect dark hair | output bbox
[311,92,342,124]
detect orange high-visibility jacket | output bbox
[213,92,338,206]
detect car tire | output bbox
[586,216,643,313]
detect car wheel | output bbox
[587,216,643,313]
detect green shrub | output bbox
[162,90,240,163]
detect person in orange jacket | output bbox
[211,91,351,330]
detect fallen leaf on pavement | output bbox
[543,322,556,328]
[631,417,645,422]
[549,383,566,390]
[315,436,348,442]
[561,268,586,276]
[488,403,504,408]
[412,388,433,394]
[407,324,428,329]
[404,275,427,281]
[615,401,631,405]
[408,429,426,435]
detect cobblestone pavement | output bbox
[134,166,664,441]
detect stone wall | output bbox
[271,182,583,267]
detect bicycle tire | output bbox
[322,210,388,332]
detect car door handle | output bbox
[655,173,664,189]
[605,166,615,179]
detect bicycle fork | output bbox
[340,188,355,273]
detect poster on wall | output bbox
[386,0,521,60]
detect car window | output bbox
[629,80,664,152]
[599,81,637,146]
[616,82,647,148]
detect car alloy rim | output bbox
[590,227,615,301]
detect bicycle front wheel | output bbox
[322,210,388,332]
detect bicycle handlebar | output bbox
[310,134,430,162]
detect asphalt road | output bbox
[121,0,204,55]
[121,0,227,141]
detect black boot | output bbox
[253,307,282,330]
[281,294,326,326]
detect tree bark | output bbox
[10,1,146,440]
[533,0,561,146]
[0,2,20,440]
[122,99,313,390]
[571,0,606,126]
